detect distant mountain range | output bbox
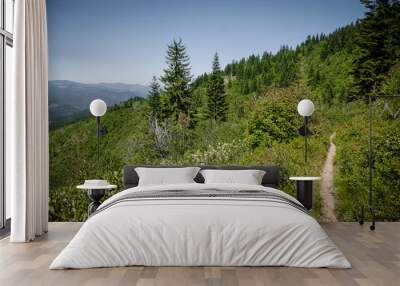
[49,80,149,128]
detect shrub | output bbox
[248,88,301,148]
[335,101,400,221]
[186,139,250,165]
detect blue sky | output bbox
[47,0,365,85]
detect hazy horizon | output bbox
[48,79,148,86]
[47,0,365,85]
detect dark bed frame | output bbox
[123,165,280,189]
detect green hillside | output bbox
[49,1,400,222]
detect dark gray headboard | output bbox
[123,165,280,189]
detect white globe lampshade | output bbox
[297,99,315,117]
[90,99,107,117]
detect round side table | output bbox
[289,177,321,210]
[77,184,117,216]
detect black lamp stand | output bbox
[304,116,308,163]
[299,116,311,163]
[358,94,400,231]
[96,116,100,163]
[95,116,107,165]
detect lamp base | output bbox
[87,189,106,216]
[296,180,313,210]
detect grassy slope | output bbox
[49,85,337,221]
[333,100,400,221]
[49,103,155,221]
[51,86,400,223]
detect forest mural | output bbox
[48,0,400,222]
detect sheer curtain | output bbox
[8,0,49,242]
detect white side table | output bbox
[77,184,117,216]
[289,177,321,210]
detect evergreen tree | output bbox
[147,76,161,120]
[353,0,400,97]
[161,39,193,120]
[206,53,228,122]
[273,46,298,87]
[250,79,257,93]
[242,81,250,94]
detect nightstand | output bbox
[289,177,321,210]
[77,183,117,216]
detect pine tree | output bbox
[206,53,228,122]
[353,0,400,97]
[242,81,250,95]
[147,76,161,120]
[273,46,298,87]
[161,39,193,120]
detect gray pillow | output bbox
[135,167,200,186]
[200,169,266,185]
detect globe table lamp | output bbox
[89,99,107,163]
[297,99,315,163]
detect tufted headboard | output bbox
[122,165,280,189]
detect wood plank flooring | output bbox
[0,222,399,286]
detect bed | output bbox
[50,165,350,269]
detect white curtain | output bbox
[8,0,49,242]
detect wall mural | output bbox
[47,0,400,222]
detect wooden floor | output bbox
[0,222,399,286]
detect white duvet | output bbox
[50,183,351,269]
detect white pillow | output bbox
[200,169,266,185]
[135,167,200,186]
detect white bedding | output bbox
[50,183,351,269]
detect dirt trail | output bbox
[320,133,338,223]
